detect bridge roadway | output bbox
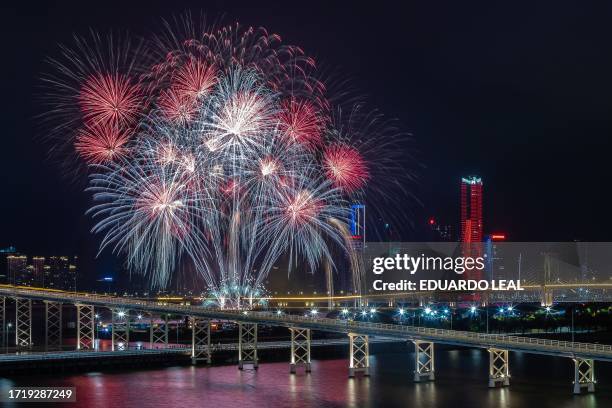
[0,338,402,363]
[1,286,611,362]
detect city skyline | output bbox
[2,251,77,290]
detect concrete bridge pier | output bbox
[413,340,435,382]
[111,309,129,351]
[488,348,510,387]
[150,314,169,350]
[238,323,258,369]
[44,301,62,351]
[573,358,595,394]
[76,304,95,350]
[191,317,211,364]
[289,327,311,374]
[15,298,32,350]
[348,333,369,377]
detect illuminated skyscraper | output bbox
[460,176,483,243]
[460,176,483,286]
[350,204,366,245]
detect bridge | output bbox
[0,337,402,363]
[0,285,609,394]
[259,281,612,308]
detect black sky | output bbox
[2,1,612,268]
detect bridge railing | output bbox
[231,310,612,354]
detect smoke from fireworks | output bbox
[42,16,415,307]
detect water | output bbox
[1,348,611,407]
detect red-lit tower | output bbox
[460,176,483,243]
[460,176,483,287]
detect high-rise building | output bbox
[65,259,77,291]
[460,176,484,284]
[485,233,507,281]
[0,246,17,283]
[31,256,45,287]
[347,203,366,295]
[350,204,366,244]
[46,256,77,291]
[7,254,28,286]
[460,176,483,243]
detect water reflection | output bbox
[1,350,610,407]
[414,382,437,407]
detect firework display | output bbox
[42,18,411,307]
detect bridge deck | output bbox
[1,286,611,362]
[0,338,402,363]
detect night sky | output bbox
[2,2,612,274]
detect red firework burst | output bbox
[79,73,142,127]
[171,58,217,100]
[323,144,369,192]
[74,122,130,164]
[278,98,322,149]
[158,87,197,124]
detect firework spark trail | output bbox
[278,98,323,149]
[256,167,349,282]
[42,16,416,307]
[87,150,214,288]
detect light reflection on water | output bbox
[1,349,611,407]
